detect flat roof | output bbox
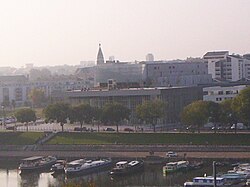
[22,156,43,161]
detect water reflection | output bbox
[0,160,239,187]
[19,172,40,187]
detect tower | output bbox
[146,53,154,61]
[96,44,105,65]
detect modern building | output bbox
[203,84,248,103]
[95,62,145,88]
[144,61,212,87]
[203,51,250,81]
[66,86,203,124]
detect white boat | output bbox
[184,176,226,187]
[110,160,144,176]
[65,158,112,176]
[19,156,57,173]
[163,160,189,173]
[230,162,250,178]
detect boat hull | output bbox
[65,161,112,177]
[110,161,144,176]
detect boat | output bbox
[188,161,204,170]
[19,156,57,173]
[65,158,112,176]
[50,160,66,174]
[184,176,226,186]
[229,162,250,178]
[163,160,189,174]
[219,173,247,185]
[110,160,144,176]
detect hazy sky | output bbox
[0,0,250,67]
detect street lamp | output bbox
[1,105,5,127]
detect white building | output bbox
[203,51,250,81]
[203,85,247,103]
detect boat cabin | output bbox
[20,156,43,167]
[116,161,128,168]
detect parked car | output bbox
[106,127,115,131]
[166,151,178,158]
[74,127,87,131]
[124,127,134,132]
[231,123,247,130]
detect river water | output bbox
[0,160,236,187]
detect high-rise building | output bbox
[96,44,105,65]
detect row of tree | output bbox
[13,87,250,133]
[13,100,165,132]
[181,87,250,133]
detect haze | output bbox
[0,0,250,67]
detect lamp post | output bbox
[2,105,5,128]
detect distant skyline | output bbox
[0,0,250,68]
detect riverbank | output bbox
[1,150,250,160]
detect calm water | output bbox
[0,160,233,187]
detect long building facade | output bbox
[66,86,203,124]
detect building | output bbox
[0,75,29,106]
[66,86,203,124]
[95,62,145,88]
[203,84,248,103]
[146,53,154,61]
[203,51,250,81]
[0,75,88,107]
[144,61,212,87]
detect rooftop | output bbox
[204,51,229,57]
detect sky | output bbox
[0,0,250,68]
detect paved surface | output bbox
[0,150,249,159]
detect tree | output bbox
[181,100,208,133]
[206,101,221,133]
[43,103,70,132]
[15,108,36,132]
[232,87,250,127]
[136,100,165,132]
[92,107,103,132]
[101,103,130,132]
[29,88,47,108]
[219,99,237,130]
[71,104,94,131]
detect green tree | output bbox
[92,107,103,132]
[71,104,94,131]
[206,101,221,133]
[15,108,36,132]
[181,100,208,133]
[232,87,250,127]
[136,100,165,132]
[219,99,237,130]
[43,103,70,132]
[101,103,130,132]
[29,88,47,108]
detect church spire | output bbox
[96,43,104,65]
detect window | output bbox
[218,91,223,95]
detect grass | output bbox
[0,132,44,145]
[47,132,250,145]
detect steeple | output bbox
[96,43,105,65]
